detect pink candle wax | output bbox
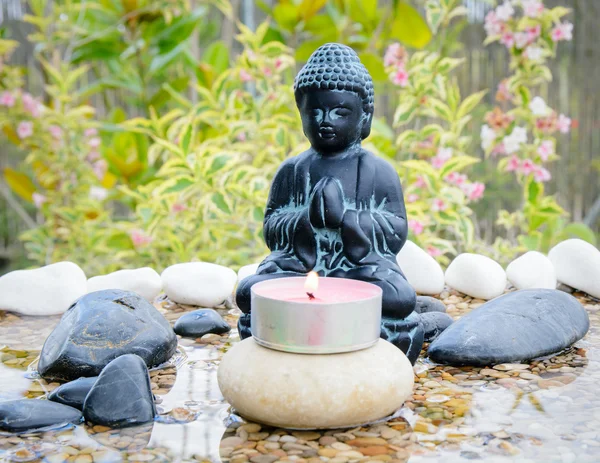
[251,276,381,304]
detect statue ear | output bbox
[361,113,372,139]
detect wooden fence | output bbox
[0,0,598,269]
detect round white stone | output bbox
[445,253,507,300]
[396,240,445,295]
[0,261,86,316]
[161,262,237,307]
[506,251,556,290]
[87,267,162,302]
[548,239,600,299]
[237,263,260,282]
[218,338,414,429]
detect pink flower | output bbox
[406,194,419,203]
[17,121,33,139]
[522,0,543,18]
[432,198,447,212]
[93,159,108,180]
[520,159,536,175]
[21,93,41,118]
[129,229,153,247]
[496,1,514,21]
[506,155,521,172]
[484,11,504,36]
[237,132,247,142]
[552,22,573,42]
[533,166,552,182]
[514,32,529,49]
[171,203,187,213]
[462,182,485,201]
[496,80,512,102]
[88,137,101,148]
[414,175,427,189]
[84,128,98,137]
[526,25,542,42]
[408,219,424,235]
[431,147,452,169]
[32,192,46,208]
[491,143,506,157]
[557,114,571,133]
[384,43,406,67]
[537,140,554,161]
[87,150,100,162]
[275,58,283,69]
[240,70,253,82]
[392,67,409,87]
[445,171,467,186]
[427,246,442,257]
[0,91,15,107]
[264,67,273,77]
[500,32,515,48]
[48,125,63,140]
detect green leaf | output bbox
[391,2,433,49]
[203,40,230,75]
[358,52,387,82]
[162,178,194,194]
[273,4,299,31]
[440,155,479,177]
[212,192,231,214]
[559,223,597,245]
[526,177,543,204]
[456,90,487,120]
[393,100,418,126]
[3,168,36,202]
[298,0,327,21]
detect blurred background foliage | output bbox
[0,0,597,275]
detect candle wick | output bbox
[307,292,315,300]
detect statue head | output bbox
[294,43,374,154]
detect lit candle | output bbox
[250,276,382,354]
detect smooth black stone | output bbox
[39,290,177,381]
[420,312,454,342]
[428,289,590,366]
[83,354,156,428]
[380,312,424,365]
[415,296,446,314]
[47,377,97,411]
[173,309,230,338]
[0,399,82,433]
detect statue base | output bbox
[217,338,414,429]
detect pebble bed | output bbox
[0,289,598,462]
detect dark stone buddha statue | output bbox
[236,43,424,364]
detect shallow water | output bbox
[0,292,599,463]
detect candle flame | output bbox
[305,271,319,294]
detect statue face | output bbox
[299,90,365,154]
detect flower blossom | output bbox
[506,155,521,172]
[431,147,452,169]
[520,159,536,175]
[537,140,554,161]
[495,1,515,21]
[85,128,98,137]
[406,194,419,203]
[408,219,424,235]
[172,203,187,213]
[129,229,153,247]
[432,198,447,212]
[536,114,557,134]
[557,114,571,133]
[526,25,542,42]
[0,91,15,107]
[88,137,101,148]
[496,80,513,102]
[484,11,504,36]
[384,43,407,67]
[32,192,47,208]
[491,143,506,157]
[427,246,442,257]
[522,0,543,18]
[533,165,552,182]
[481,124,497,151]
[239,70,253,82]
[414,175,427,189]
[529,96,550,116]
[21,93,41,118]
[17,121,33,139]
[503,127,527,154]
[392,67,409,87]
[525,46,543,61]
[48,125,63,140]
[462,182,485,201]
[89,186,108,201]
[445,172,467,186]
[93,159,108,180]
[552,22,573,42]
[514,32,529,49]
[485,107,513,130]
[500,32,515,48]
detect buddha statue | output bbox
[236,43,424,364]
